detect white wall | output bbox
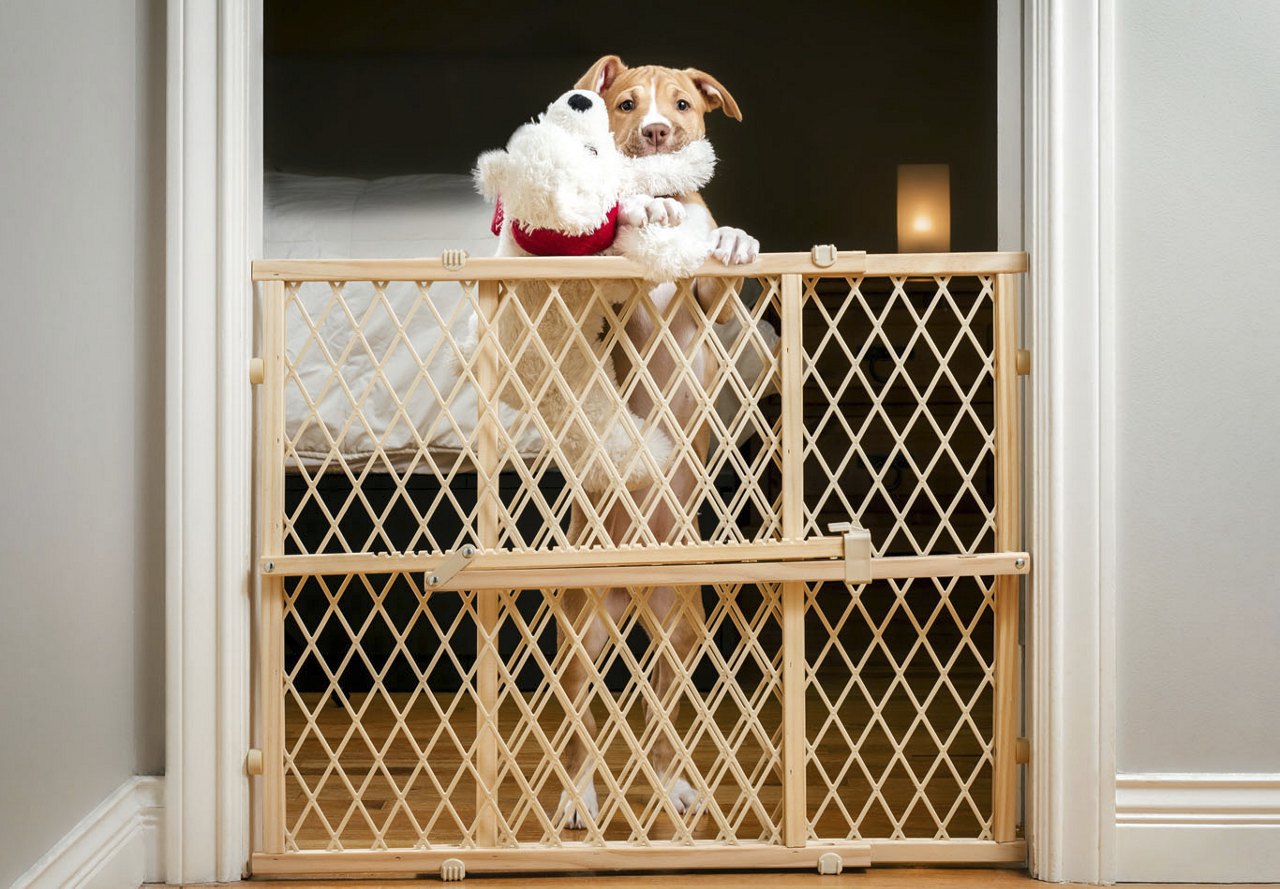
[0,0,166,885]
[1114,0,1280,774]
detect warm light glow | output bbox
[897,164,951,253]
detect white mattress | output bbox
[264,172,776,470]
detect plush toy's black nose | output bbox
[567,93,593,112]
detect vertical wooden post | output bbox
[474,280,502,847]
[779,273,808,848]
[259,280,287,853]
[992,273,1022,843]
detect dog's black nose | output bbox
[567,93,593,112]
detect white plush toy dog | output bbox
[472,89,717,491]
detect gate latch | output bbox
[425,544,476,588]
[828,520,872,584]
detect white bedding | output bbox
[264,172,777,470]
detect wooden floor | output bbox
[181,870,1273,888]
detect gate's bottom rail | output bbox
[251,839,1028,877]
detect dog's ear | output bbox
[685,68,742,121]
[576,55,626,95]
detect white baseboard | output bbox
[13,776,165,889]
[1116,772,1280,883]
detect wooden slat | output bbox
[258,280,287,853]
[261,550,1029,587]
[250,251,1028,282]
[252,841,874,876]
[251,838,1027,875]
[991,273,1023,843]
[261,538,845,576]
[862,251,1029,275]
[252,251,864,282]
[474,280,500,846]
[779,272,808,848]
[867,839,1027,865]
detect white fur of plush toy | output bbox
[474,90,716,278]
[468,89,718,492]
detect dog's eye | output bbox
[618,99,635,112]
[676,99,690,111]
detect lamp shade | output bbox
[897,163,951,253]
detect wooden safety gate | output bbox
[249,250,1030,878]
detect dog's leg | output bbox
[556,582,608,830]
[645,581,705,817]
[556,501,618,831]
[678,198,760,322]
[643,420,713,818]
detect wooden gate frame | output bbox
[247,250,1030,877]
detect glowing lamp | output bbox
[897,164,951,253]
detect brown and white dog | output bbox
[557,55,759,828]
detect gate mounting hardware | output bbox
[426,545,476,588]
[829,520,872,584]
[811,244,838,268]
[441,249,469,271]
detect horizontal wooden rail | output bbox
[250,838,1028,876]
[253,841,874,876]
[251,250,1028,282]
[260,546,1029,588]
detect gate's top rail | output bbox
[252,250,1029,282]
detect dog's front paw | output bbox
[644,197,685,227]
[557,783,600,830]
[666,776,701,816]
[710,226,760,265]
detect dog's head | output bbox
[575,55,742,157]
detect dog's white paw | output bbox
[666,777,701,816]
[644,196,685,227]
[710,226,760,265]
[557,782,599,830]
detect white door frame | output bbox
[165,0,260,881]
[1023,0,1116,881]
[163,0,1114,881]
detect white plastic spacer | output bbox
[817,851,843,875]
[810,244,838,268]
[440,857,466,881]
[828,520,872,584]
[441,249,469,271]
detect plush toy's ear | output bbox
[576,55,626,95]
[684,68,742,121]
[473,150,509,202]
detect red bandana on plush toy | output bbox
[491,198,621,257]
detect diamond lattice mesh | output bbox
[280,274,994,557]
[283,577,784,850]
[801,276,996,553]
[269,270,1006,853]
